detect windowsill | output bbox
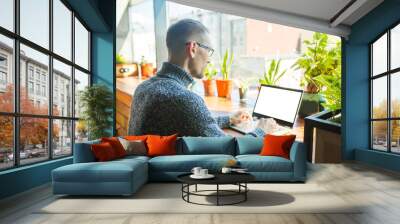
[355,148,400,172]
[0,156,72,176]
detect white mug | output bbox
[221,167,232,174]
[191,167,202,176]
[200,169,208,176]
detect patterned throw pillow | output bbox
[119,138,147,156]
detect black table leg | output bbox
[195,184,197,192]
[216,184,219,206]
[245,183,247,201]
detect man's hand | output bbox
[230,110,252,125]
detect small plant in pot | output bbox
[259,59,286,86]
[79,84,113,140]
[234,78,253,101]
[202,63,218,96]
[216,49,234,98]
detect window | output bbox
[28,81,34,94]
[0,71,7,84]
[74,69,89,119]
[28,67,34,80]
[127,0,156,66]
[370,23,400,154]
[20,0,49,49]
[53,59,72,117]
[0,34,14,113]
[74,18,89,70]
[0,0,14,31]
[164,1,316,97]
[0,116,13,170]
[42,85,46,97]
[53,119,72,158]
[0,1,91,170]
[53,0,72,60]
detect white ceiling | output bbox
[226,0,353,24]
[170,0,384,37]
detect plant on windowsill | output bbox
[234,78,254,101]
[292,32,341,117]
[216,49,234,98]
[202,63,218,96]
[79,84,113,140]
[259,59,286,86]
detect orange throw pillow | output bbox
[146,134,178,157]
[91,142,117,162]
[101,137,126,158]
[124,135,148,141]
[260,134,296,159]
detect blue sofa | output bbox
[52,136,306,196]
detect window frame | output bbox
[0,0,92,171]
[370,21,400,154]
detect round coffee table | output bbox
[177,173,255,206]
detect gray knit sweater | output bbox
[128,62,264,137]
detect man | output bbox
[128,19,264,137]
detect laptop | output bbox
[230,84,303,134]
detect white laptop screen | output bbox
[253,85,303,125]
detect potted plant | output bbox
[79,84,113,140]
[259,59,286,86]
[292,33,341,117]
[234,78,253,101]
[140,56,154,77]
[216,49,234,98]
[202,63,218,96]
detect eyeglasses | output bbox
[186,41,214,57]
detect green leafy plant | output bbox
[314,69,341,111]
[220,49,233,80]
[259,59,286,86]
[292,32,341,93]
[314,41,342,111]
[116,54,126,64]
[79,84,113,140]
[235,77,254,91]
[204,63,218,80]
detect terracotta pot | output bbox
[216,79,233,98]
[141,63,154,77]
[202,79,216,96]
[305,83,319,94]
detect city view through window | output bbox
[0,0,91,170]
[371,24,400,153]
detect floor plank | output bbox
[1,162,400,224]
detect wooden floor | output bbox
[1,162,400,224]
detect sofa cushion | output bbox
[91,142,118,161]
[149,154,235,172]
[53,158,147,183]
[101,137,127,158]
[260,134,296,159]
[147,134,178,157]
[179,137,235,155]
[236,155,293,172]
[119,138,147,156]
[236,137,263,155]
